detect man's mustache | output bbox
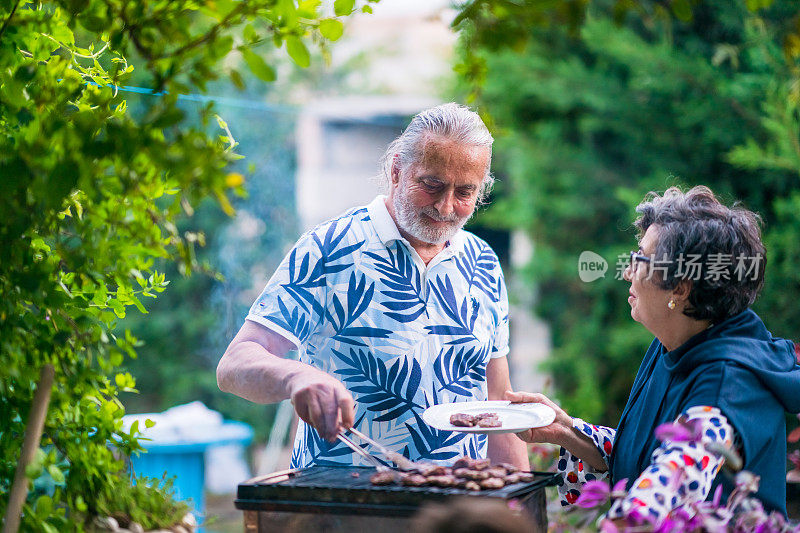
[420,206,461,223]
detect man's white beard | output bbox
[392,188,472,245]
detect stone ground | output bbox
[203,493,242,533]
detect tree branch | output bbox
[0,0,22,43]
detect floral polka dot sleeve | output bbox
[606,406,735,523]
[557,418,615,506]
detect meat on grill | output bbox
[485,466,509,478]
[400,473,428,487]
[479,477,506,490]
[369,455,534,491]
[452,457,475,469]
[464,480,481,491]
[498,463,520,474]
[426,475,457,488]
[453,468,490,481]
[369,471,397,485]
[413,464,448,476]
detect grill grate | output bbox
[236,466,560,516]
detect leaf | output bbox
[286,36,311,68]
[243,23,258,43]
[211,35,234,60]
[671,0,693,22]
[48,465,65,484]
[109,299,126,318]
[50,24,75,45]
[229,68,245,90]
[74,495,87,512]
[334,0,354,16]
[241,48,276,82]
[319,19,344,41]
[216,191,236,216]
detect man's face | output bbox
[390,135,490,245]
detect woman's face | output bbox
[623,225,675,330]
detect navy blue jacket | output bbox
[609,309,800,515]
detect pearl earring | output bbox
[668,299,676,310]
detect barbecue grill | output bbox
[236,465,559,532]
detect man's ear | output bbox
[390,155,401,185]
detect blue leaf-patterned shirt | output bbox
[247,196,510,468]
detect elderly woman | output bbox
[509,186,800,521]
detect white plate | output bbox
[422,400,556,434]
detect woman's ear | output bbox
[672,279,693,305]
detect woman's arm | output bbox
[506,391,609,471]
[505,391,617,506]
[605,405,735,523]
[555,419,617,505]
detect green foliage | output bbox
[0,0,366,529]
[452,0,800,104]
[116,94,299,441]
[90,475,190,530]
[459,1,800,424]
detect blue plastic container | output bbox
[130,420,253,529]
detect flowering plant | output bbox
[550,418,800,532]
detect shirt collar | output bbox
[366,195,468,257]
[367,195,404,246]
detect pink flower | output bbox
[712,484,723,507]
[599,520,618,532]
[575,480,610,508]
[734,471,760,494]
[655,419,702,443]
[788,422,800,444]
[610,478,629,499]
[506,499,523,512]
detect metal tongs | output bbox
[336,427,416,471]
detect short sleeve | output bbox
[490,270,510,359]
[246,231,327,349]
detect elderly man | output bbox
[217,103,528,470]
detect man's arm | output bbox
[485,356,530,470]
[216,320,354,440]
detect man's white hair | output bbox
[380,103,495,204]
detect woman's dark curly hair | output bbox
[634,186,766,324]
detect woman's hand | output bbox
[505,390,573,446]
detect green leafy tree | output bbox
[117,97,299,440]
[456,1,800,423]
[0,0,373,529]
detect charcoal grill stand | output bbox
[236,466,559,533]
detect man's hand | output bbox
[287,368,355,442]
[217,321,356,442]
[505,390,572,446]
